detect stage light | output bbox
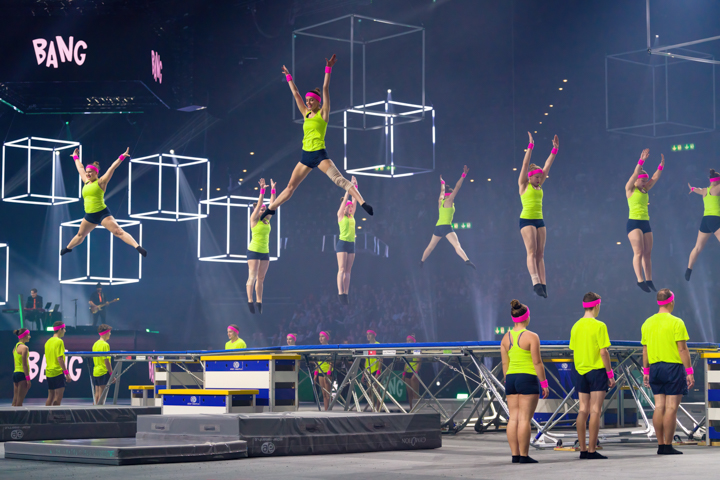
[243,169,247,172]
[239,178,243,182]
[487,179,491,182]
[362,218,366,221]
[216,188,221,191]
[539,122,542,124]
[169,149,175,154]
[549,105,553,107]
[617,242,621,245]
[250,152,254,155]
[559,88,563,90]
[513,168,517,171]
[470,179,474,182]
[436,381,441,386]
[563,79,567,82]
[387,89,392,93]
[254,187,258,190]
[544,113,548,115]
[456,393,469,400]
[534,131,537,133]
[358,226,362,229]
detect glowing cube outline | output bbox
[58,218,143,286]
[128,153,210,222]
[197,195,281,264]
[0,243,8,305]
[2,136,82,205]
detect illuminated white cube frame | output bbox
[343,101,435,178]
[128,153,210,222]
[197,196,281,263]
[0,243,8,305]
[2,137,82,205]
[58,219,142,285]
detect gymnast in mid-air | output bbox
[685,168,720,281]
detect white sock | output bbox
[531,274,540,285]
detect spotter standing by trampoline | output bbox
[336,176,358,305]
[226,324,247,350]
[685,168,720,281]
[12,328,31,407]
[247,179,276,314]
[61,147,147,257]
[92,324,113,405]
[45,321,72,406]
[260,55,373,221]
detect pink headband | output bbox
[320,331,330,339]
[367,330,377,336]
[637,174,649,179]
[53,323,66,331]
[527,169,543,177]
[86,165,99,174]
[512,309,529,323]
[228,326,239,333]
[306,92,322,103]
[583,298,601,309]
[99,329,111,336]
[407,335,415,342]
[711,177,720,182]
[346,201,352,206]
[287,334,296,340]
[18,330,30,339]
[657,291,675,306]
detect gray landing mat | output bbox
[4,437,248,465]
[0,406,161,441]
[136,411,442,456]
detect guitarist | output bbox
[89,283,108,326]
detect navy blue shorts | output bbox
[649,362,688,396]
[47,374,66,390]
[505,373,540,395]
[12,372,27,383]
[519,218,545,230]
[433,224,454,237]
[573,368,609,394]
[627,219,651,235]
[335,239,355,253]
[247,250,270,261]
[84,207,112,225]
[700,215,720,234]
[300,149,329,169]
[402,371,415,379]
[93,373,110,387]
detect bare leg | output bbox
[336,252,347,295]
[506,394,520,456]
[688,231,712,269]
[663,394,682,445]
[445,232,469,261]
[94,385,103,405]
[654,394,666,446]
[403,377,414,409]
[588,391,606,452]
[627,229,645,282]
[17,381,29,406]
[319,376,331,411]
[246,260,259,302]
[535,226,547,284]
[53,387,65,406]
[520,226,539,283]
[411,374,420,409]
[267,163,313,211]
[517,394,539,456]
[255,260,270,302]
[642,232,654,281]
[343,253,355,294]
[576,393,590,451]
[46,388,55,406]
[420,235,442,262]
[318,159,366,205]
[65,219,98,249]
[12,383,19,406]
[101,216,139,248]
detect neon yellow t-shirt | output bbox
[92,339,111,376]
[44,337,66,378]
[569,317,611,375]
[225,338,247,350]
[641,313,689,365]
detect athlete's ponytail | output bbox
[710,168,719,180]
[13,328,28,337]
[510,299,528,319]
[312,87,321,96]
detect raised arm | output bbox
[529,333,548,398]
[538,135,560,186]
[337,190,351,221]
[350,176,357,211]
[282,65,307,117]
[645,154,665,191]
[71,148,90,183]
[446,166,469,204]
[518,132,534,188]
[251,179,266,223]
[99,148,129,188]
[270,179,277,204]
[688,182,707,196]
[321,54,337,122]
[626,149,650,193]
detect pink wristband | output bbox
[441,180,445,184]
[643,367,649,375]
[25,375,31,381]
[260,189,265,195]
[691,187,695,192]
[527,143,534,150]
[551,147,558,155]
[72,155,79,161]
[686,367,694,375]
[461,173,466,178]
[286,74,292,82]
[119,155,126,161]
[271,189,276,195]
[607,370,614,379]
[638,159,645,166]
[658,165,664,171]
[63,370,69,375]
[540,379,549,389]
[325,66,332,73]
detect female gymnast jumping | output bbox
[518,133,559,298]
[247,179,276,314]
[626,149,664,292]
[500,299,549,464]
[419,166,475,269]
[685,169,720,281]
[12,328,31,406]
[260,55,373,221]
[61,148,146,257]
[336,176,358,305]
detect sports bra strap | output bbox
[508,330,526,350]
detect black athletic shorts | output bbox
[12,372,27,383]
[573,368,609,394]
[247,250,270,261]
[505,373,540,395]
[93,373,110,387]
[403,371,414,379]
[649,362,688,396]
[300,149,329,169]
[47,374,66,390]
[433,224,454,237]
[519,218,545,230]
[84,207,113,225]
[627,219,652,235]
[699,215,720,234]
[335,239,355,254]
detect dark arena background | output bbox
[1,0,720,478]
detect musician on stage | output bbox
[89,283,107,327]
[25,288,44,330]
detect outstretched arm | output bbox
[337,189,350,221]
[538,135,559,186]
[99,148,130,188]
[251,179,266,223]
[350,176,357,212]
[626,149,649,193]
[645,154,665,191]
[270,179,277,204]
[71,148,90,183]
[321,54,337,122]
[446,166,469,204]
[282,65,307,117]
[688,183,707,196]
[518,132,534,188]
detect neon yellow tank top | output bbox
[13,342,24,373]
[506,329,536,376]
[82,180,107,214]
[317,359,332,374]
[302,111,327,152]
[704,190,720,217]
[339,216,355,243]
[628,188,649,220]
[404,358,420,373]
[520,186,543,220]
[367,341,381,373]
[248,220,270,254]
[436,202,455,226]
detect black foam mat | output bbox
[4,437,248,465]
[0,406,161,441]
[137,411,442,456]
